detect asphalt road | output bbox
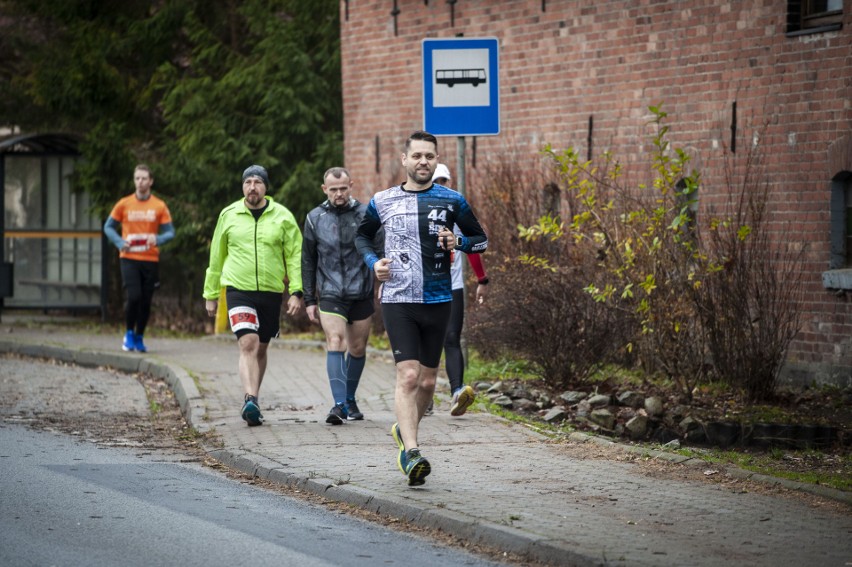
[0,356,506,567]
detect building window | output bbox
[828,173,852,270]
[846,182,852,267]
[823,173,852,291]
[787,0,843,36]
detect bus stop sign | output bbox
[422,37,499,136]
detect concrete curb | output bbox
[0,338,210,434]
[206,444,600,566]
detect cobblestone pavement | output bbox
[1,325,850,567]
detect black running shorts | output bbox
[382,302,452,367]
[318,296,375,324]
[225,288,282,343]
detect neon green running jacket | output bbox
[203,196,302,299]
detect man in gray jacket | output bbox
[302,167,380,424]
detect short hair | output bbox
[323,167,350,183]
[134,164,152,178]
[405,131,438,152]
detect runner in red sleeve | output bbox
[427,164,488,417]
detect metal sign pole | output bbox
[456,136,466,197]
[456,135,469,369]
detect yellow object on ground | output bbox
[215,287,229,334]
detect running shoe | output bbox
[325,403,347,425]
[391,422,407,474]
[241,395,264,426]
[450,385,476,416]
[345,399,364,421]
[424,400,434,416]
[403,448,431,487]
[133,334,147,353]
[122,330,135,352]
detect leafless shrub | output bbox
[693,139,806,402]
[465,148,630,387]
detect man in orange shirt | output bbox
[104,164,175,352]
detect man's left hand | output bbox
[286,294,303,317]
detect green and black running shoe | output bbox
[403,448,431,487]
[391,422,407,474]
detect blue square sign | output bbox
[423,37,499,137]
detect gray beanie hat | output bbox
[242,165,270,188]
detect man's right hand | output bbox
[374,258,393,282]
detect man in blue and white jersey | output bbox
[355,131,487,487]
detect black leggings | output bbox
[120,259,159,335]
[443,288,465,392]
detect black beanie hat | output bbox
[242,165,270,188]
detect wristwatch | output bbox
[456,236,463,249]
[478,277,489,285]
[292,290,304,299]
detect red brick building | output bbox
[340,1,852,386]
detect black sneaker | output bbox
[346,399,364,420]
[325,403,347,425]
[404,448,431,487]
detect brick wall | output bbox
[341,0,852,385]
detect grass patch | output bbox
[673,447,852,492]
[176,427,204,442]
[466,352,539,384]
[148,399,162,415]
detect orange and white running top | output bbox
[108,194,173,262]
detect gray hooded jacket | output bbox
[301,197,381,306]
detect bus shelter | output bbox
[1,133,105,314]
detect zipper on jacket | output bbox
[254,215,260,291]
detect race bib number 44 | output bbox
[229,306,259,333]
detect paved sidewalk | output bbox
[1,325,850,566]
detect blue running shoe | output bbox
[133,334,147,353]
[404,448,431,487]
[391,422,407,474]
[241,395,263,426]
[122,330,135,352]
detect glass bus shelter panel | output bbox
[3,155,103,310]
[4,235,101,308]
[4,156,41,230]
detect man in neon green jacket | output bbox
[203,165,304,426]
